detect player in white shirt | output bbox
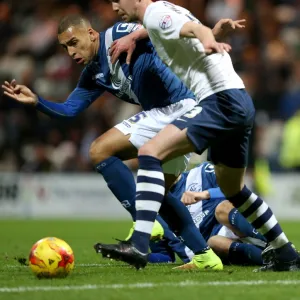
[142,2,245,102]
[97,0,300,272]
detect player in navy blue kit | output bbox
[2,15,242,270]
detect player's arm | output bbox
[140,7,231,54]
[126,19,245,41]
[2,78,104,119]
[181,188,225,205]
[179,22,231,54]
[36,87,103,118]
[110,18,241,63]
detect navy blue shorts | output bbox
[172,89,255,168]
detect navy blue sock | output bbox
[228,185,298,261]
[148,253,174,263]
[95,157,136,221]
[159,193,209,254]
[228,242,263,265]
[155,215,191,263]
[132,156,165,253]
[228,208,266,242]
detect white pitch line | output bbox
[1,280,300,293]
[5,263,128,268]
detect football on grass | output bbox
[29,237,74,278]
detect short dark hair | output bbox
[58,15,91,35]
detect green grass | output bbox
[1,220,300,300]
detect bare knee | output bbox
[215,201,234,225]
[89,128,137,165]
[138,143,159,158]
[89,138,110,165]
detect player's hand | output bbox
[2,80,38,105]
[110,35,137,65]
[213,19,246,39]
[202,41,232,54]
[181,191,198,205]
[181,190,210,205]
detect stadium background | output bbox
[0,0,300,219]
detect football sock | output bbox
[160,193,209,254]
[228,208,266,242]
[228,186,298,261]
[154,215,191,263]
[131,156,165,254]
[95,157,136,220]
[148,253,174,263]
[229,242,263,265]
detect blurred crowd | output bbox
[0,0,300,173]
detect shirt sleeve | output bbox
[144,6,191,40]
[112,22,145,40]
[207,188,226,201]
[36,70,104,118]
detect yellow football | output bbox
[29,237,74,278]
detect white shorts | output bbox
[217,226,267,248]
[217,226,239,240]
[115,98,197,175]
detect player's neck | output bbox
[137,0,152,22]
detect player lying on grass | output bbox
[96,161,267,266]
[149,162,267,266]
[2,15,245,271]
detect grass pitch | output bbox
[1,220,300,300]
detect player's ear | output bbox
[88,28,96,42]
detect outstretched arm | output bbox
[2,80,103,119]
[179,22,231,54]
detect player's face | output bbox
[111,2,131,22]
[111,0,139,22]
[58,26,96,65]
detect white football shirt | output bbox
[143,1,245,102]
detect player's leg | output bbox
[208,235,263,266]
[130,123,223,270]
[90,109,188,222]
[89,127,138,220]
[211,90,299,271]
[116,103,196,243]
[148,215,191,264]
[94,122,221,269]
[216,163,299,271]
[119,103,205,255]
[215,200,266,242]
[131,124,197,254]
[94,99,225,269]
[159,192,214,265]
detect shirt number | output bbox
[183,106,203,119]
